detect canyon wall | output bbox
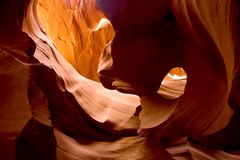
[0,0,240,159]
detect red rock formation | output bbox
[0,0,34,159]
[1,0,240,159]
[98,0,240,141]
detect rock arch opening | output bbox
[158,67,187,99]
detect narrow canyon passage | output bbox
[0,0,240,160]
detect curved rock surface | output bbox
[97,0,240,141]
[0,0,240,159]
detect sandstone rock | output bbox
[1,0,240,159]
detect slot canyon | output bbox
[0,0,240,159]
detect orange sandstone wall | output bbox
[37,0,115,81]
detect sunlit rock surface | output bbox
[1,0,240,159]
[37,0,114,81]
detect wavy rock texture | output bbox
[1,0,240,159]
[23,0,240,159]
[98,0,240,140]
[0,1,35,159]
